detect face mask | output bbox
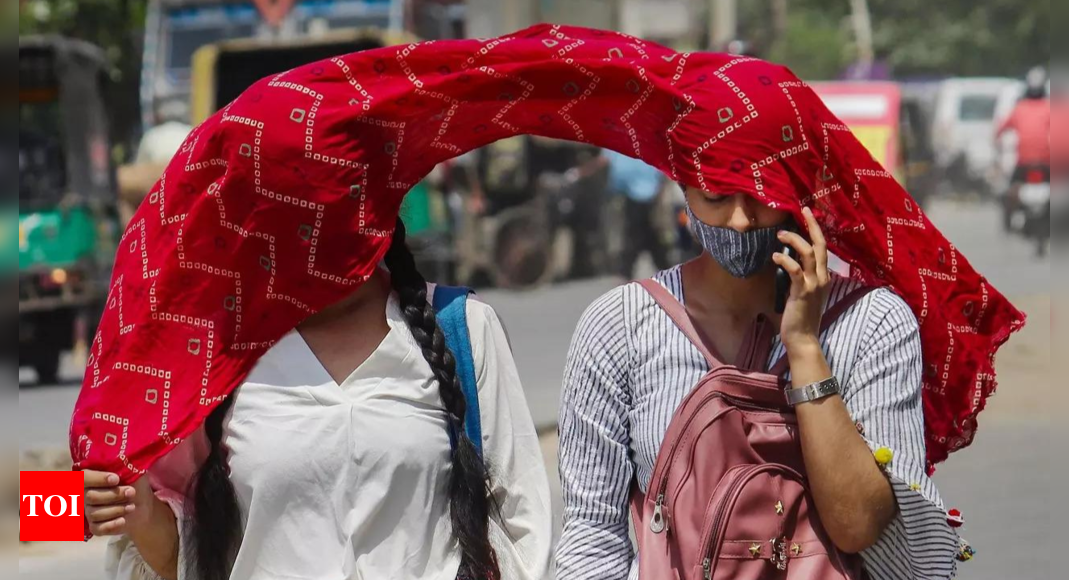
[685,205,782,278]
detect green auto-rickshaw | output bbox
[19,36,120,384]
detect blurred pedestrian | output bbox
[604,149,673,279]
[529,137,608,279]
[134,99,193,166]
[117,100,193,227]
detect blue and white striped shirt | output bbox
[556,266,959,580]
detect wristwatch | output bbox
[785,376,841,406]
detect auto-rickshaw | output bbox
[18,36,120,383]
[811,82,939,209]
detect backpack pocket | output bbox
[694,463,848,580]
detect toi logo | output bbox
[20,471,85,541]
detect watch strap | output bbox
[785,376,840,406]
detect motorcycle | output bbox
[465,166,609,290]
[444,171,557,291]
[1012,167,1051,257]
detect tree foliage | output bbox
[18,0,1050,147]
[741,0,1048,80]
[20,0,150,155]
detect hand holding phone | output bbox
[774,242,794,314]
[772,208,833,351]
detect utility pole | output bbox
[770,0,789,55]
[707,0,738,51]
[849,0,875,70]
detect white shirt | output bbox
[106,287,553,580]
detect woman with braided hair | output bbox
[83,220,552,580]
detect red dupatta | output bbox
[71,25,1024,495]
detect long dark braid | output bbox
[384,220,500,580]
[186,395,241,580]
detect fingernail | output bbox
[107,475,119,485]
[125,504,136,513]
[125,488,134,498]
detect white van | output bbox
[931,77,1019,191]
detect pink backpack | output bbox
[631,279,872,580]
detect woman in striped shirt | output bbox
[556,186,960,580]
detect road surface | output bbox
[18,200,1054,579]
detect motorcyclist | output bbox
[996,67,1050,185]
[996,66,1051,254]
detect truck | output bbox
[140,0,419,131]
[121,1,426,228]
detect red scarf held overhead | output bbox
[71,24,1024,487]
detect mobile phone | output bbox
[774,243,794,314]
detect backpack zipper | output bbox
[697,464,804,577]
[646,382,782,534]
[697,464,764,572]
[645,389,730,533]
[650,493,666,533]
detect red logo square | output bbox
[20,471,85,541]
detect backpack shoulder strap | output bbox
[432,284,483,458]
[768,285,876,378]
[637,279,724,369]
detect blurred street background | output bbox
[9,0,1061,578]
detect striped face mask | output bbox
[685,205,782,278]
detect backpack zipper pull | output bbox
[702,558,711,580]
[650,493,666,533]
